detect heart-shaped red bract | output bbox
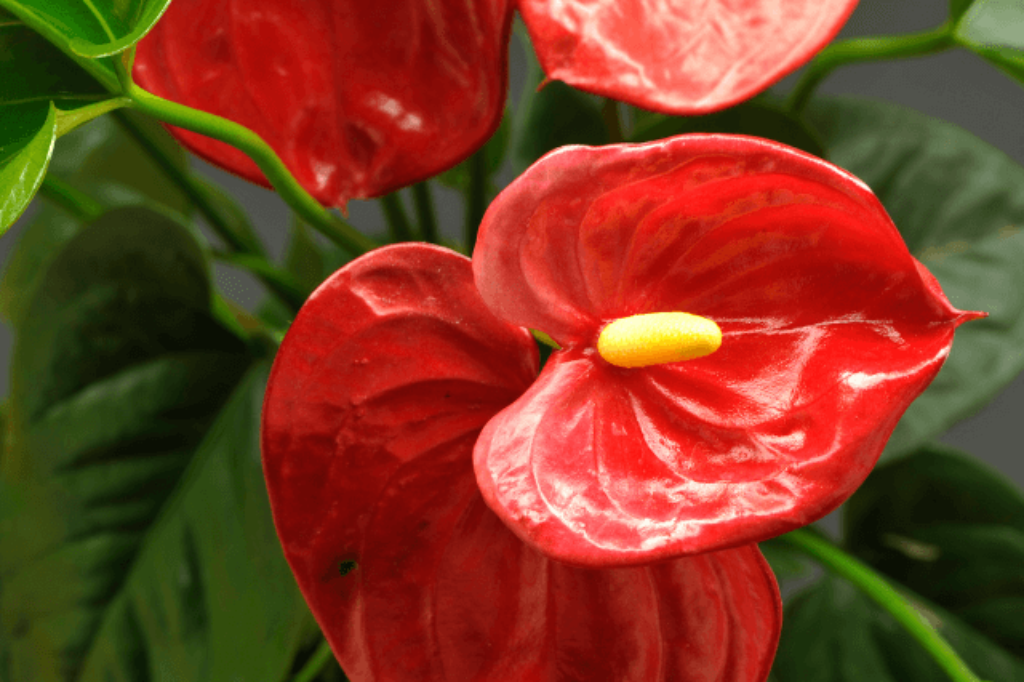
[471,135,983,567]
[133,0,512,205]
[133,0,857,204]
[519,0,859,114]
[262,244,782,681]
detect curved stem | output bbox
[779,528,984,682]
[292,639,336,682]
[113,110,264,256]
[212,250,307,313]
[380,192,414,242]
[464,148,487,254]
[412,182,439,244]
[602,98,624,143]
[125,83,377,256]
[787,22,955,114]
[38,175,104,222]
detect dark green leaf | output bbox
[1,0,172,59]
[760,538,814,585]
[0,206,310,680]
[0,9,126,234]
[804,97,1024,459]
[955,0,1024,86]
[514,80,607,171]
[0,101,55,234]
[0,111,191,325]
[773,575,1024,681]
[950,0,977,22]
[629,100,826,158]
[845,443,1024,655]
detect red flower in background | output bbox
[470,135,982,566]
[261,245,782,682]
[133,0,858,205]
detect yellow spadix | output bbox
[597,312,722,368]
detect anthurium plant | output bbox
[0,0,1021,680]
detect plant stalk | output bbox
[787,22,955,114]
[779,528,984,682]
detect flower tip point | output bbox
[956,309,988,325]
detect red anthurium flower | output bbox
[133,0,513,205]
[519,0,859,114]
[262,244,782,681]
[133,0,857,205]
[471,135,983,567]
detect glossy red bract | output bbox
[133,0,857,204]
[133,0,512,205]
[262,244,782,681]
[471,135,982,566]
[519,0,859,114]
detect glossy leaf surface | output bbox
[0,0,171,58]
[0,8,115,234]
[517,0,859,114]
[472,135,976,566]
[0,206,271,680]
[133,0,512,205]
[0,111,191,325]
[805,97,1024,459]
[772,575,1024,681]
[955,0,1024,86]
[262,244,781,681]
[844,443,1024,656]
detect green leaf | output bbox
[0,101,56,235]
[804,97,1024,459]
[0,206,311,680]
[761,538,814,585]
[0,9,126,234]
[950,0,977,22]
[0,110,191,325]
[773,575,1024,681]
[514,80,607,172]
[845,443,1024,656]
[1,0,172,59]
[955,0,1024,86]
[629,100,826,158]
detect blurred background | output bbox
[2,0,1021,487]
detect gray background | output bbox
[2,0,1021,488]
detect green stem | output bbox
[380,192,414,242]
[116,111,307,314]
[602,98,624,143]
[412,182,439,244]
[125,83,376,256]
[211,251,307,313]
[779,528,984,682]
[113,110,264,256]
[787,21,955,114]
[37,175,104,222]
[292,639,336,682]
[464,149,488,254]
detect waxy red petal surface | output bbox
[133,0,511,205]
[472,136,979,566]
[518,0,858,114]
[262,244,781,681]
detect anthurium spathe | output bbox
[472,134,983,567]
[519,0,860,114]
[261,244,782,681]
[132,0,513,205]
[132,0,858,205]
